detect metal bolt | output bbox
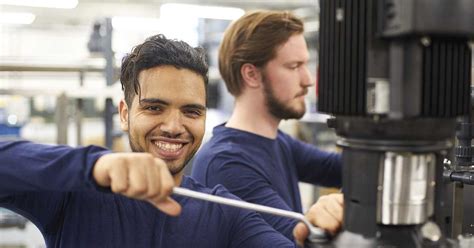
[336,8,344,22]
[421,37,431,47]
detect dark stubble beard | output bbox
[262,73,306,120]
[127,123,195,176]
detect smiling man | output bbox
[191,10,344,244]
[0,34,294,248]
[120,65,206,182]
[114,34,294,247]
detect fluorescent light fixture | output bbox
[160,3,244,20]
[0,12,35,25]
[112,16,161,31]
[0,0,78,9]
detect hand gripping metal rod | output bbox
[173,187,328,243]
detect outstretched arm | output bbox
[205,159,300,240]
[0,140,180,216]
[0,140,108,194]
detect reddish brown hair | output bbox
[218,10,304,96]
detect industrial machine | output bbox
[317,0,473,247]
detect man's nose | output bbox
[301,66,314,87]
[160,111,185,137]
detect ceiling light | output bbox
[112,17,161,31]
[0,0,78,9]
[160,3,244,20]
[0,12,35,25]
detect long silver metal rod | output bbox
[173,187,328,243]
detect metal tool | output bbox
[173,187,329,243]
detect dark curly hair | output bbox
[120,34,208,106]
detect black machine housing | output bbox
[317,0,473,247]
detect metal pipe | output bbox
[173,187,329,243]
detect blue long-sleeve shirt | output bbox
[0,140,293,247]
[192,124,342,241]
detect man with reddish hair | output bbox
[192,10,344,245]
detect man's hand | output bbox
[93,153,181,216]
[293,193,343,246]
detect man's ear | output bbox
[240,63,263,89]
[118,99,129,132]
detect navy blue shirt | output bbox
[192,124,342,240]
[0,141,293,248]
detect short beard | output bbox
[262,73,305,120]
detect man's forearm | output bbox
[0,140,108,194]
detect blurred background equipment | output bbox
[0,96,29,138]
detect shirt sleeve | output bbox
[213,186,295,248]
[0,140,109,195]
[205,156,299,241]
[229,210,295,248]
[0,140,110,233]
[289,138,343,188]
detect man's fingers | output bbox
[292,222,309,247]
[305,194,345,235]
[92,155,113,187]
[148,197,182,216]
[157,158,174,199]
[323,197,343,223]
[145,163,162,199]
[310,206,341,234]
[124,164,148,198]
[108,164,129,193]
[334,193,344,205]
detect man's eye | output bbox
[288,65,299,70]
[184,110,202,118]
[145,106,161,111]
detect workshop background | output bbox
[0,0,341,247]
